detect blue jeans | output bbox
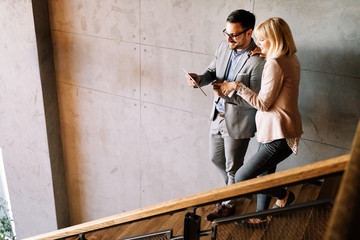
[235,139,293,214]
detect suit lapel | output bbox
[218,44,232,81]
[231,40,256,81]
[231,53,250,81]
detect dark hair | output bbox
[226,9,256,30]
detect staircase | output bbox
[24,121,360,240]
[24,164,346,240]
[65,176,339,240]
[211,177,340,240]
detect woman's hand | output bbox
[213,81,237,96]
[251,47,266,58]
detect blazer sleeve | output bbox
[198,42,225,87]
[238,59,284,111]
[227,57,264,108]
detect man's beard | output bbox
[229,42,241,51]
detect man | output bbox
[186,9,265,221]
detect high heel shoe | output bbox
[272,190,295,209]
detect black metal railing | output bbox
[118,230,173,240]
[106,198,334,240]
[27,154,349,240]
[211,199,333,240]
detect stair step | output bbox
[70,175,342,240]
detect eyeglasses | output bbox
[223,28,249,40]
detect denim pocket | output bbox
[264,139,284,154]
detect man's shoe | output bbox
[205,203,235,221]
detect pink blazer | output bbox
[238,55,303,142]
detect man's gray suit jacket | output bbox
[198,40,265,139]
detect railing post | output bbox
[78,233,87,240]
[325,121,360,240]
[183,208,200,240]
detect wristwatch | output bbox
[235,81,247,95]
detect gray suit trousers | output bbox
[209,114,250,185]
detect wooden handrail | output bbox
[24,154,350,240]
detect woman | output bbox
[217,17,303,226]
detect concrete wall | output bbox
[0,0,60,238]
[48,0,359,226]
[0,0,359,237]
[255,0,360,171]
[32,0,69,230]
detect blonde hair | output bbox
[254,17,297,59]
